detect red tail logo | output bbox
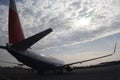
[9,0,25,44]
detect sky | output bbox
[0,0,120,67]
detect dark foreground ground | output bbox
[0,64,120,80]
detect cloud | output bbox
[0,0,120,51]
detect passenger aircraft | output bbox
[0,0,117,74]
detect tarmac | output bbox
[0,64,120,80]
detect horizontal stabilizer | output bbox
[11,28,52,50]
[0,60,23,65]
[0,45,7,49]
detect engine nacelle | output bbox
[65,66,73,72]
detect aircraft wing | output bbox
[64,53,114,66]
[64,43,117,66]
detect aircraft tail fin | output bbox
[8,0,52,50]
[11,28,52,50]
[9,0,25,45]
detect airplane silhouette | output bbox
[0,0,117,74]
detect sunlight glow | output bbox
[72,17,92,31]
[74,17,91,26]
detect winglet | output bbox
[113,42,117,54]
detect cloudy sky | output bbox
[0,0,120,67]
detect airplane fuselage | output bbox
[6,44,64,72]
